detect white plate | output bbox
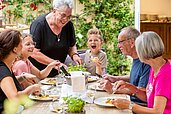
[29,94,53,101]
[94,97,116,107]
[83,71,91,76]
[88,76,99,82]
[40,78,56,85]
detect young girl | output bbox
[84,28,107,76]
[12,33,60,88]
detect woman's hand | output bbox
[48,60,61,69]
[111,98,130,109]
[21,72,38,84]
[25,84,41,95]
[52,60,68,71]
[72,54,82,65]
[31,84,41,95]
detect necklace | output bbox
[56,33,61,42]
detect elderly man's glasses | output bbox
[117,39,131,44]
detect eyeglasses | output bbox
[117,39,131,44]
[25,42,36,47]
[58,12,72,21]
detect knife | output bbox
[60,66,71,76]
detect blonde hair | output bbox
[135,31,164,62]
[87,28,103,41]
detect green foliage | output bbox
[63,96,85,113]
[73,0,134,75]
[2,0,52,24]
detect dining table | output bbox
[22,77,133,114]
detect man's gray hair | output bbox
[135,31,164,62]
[121,27,140,40]
[53,0,73,9]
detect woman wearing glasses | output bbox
[29,0,82,77]
[12,33,60,89]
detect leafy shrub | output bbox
[73,0,134,75]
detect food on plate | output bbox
[34,94,49,99]
[88,76,99,82]
[53,106,64,113]
[88,77,93,82]
[105,98,114,105]
[46,78,56,84]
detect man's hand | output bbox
[102,74,119,83]
[112,80,136,95]
[99,80,113,93]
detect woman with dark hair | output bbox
[0,30,40,113]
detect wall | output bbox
[140,0,171,16]
[74,0,84,15]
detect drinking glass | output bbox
[86,84,97,114]
[56,72,65,86]
[86,84,96,103]
[50,101,64,113]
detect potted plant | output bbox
[63,96,86,114]
[65,64,88,85]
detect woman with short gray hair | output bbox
[53,0,73,9]
[30,0,82,77]
[136,31,164,61]
[107,31,171,114]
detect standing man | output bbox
[29,0,82,77]
[100,27,150,105]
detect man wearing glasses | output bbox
[100,27,150,105]
[29,0,82,77]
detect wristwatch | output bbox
[129,102,134,110]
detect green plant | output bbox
[73,0,134,75]
[63,96,85,113]
[68,64,86,72]
[2,0,52,24]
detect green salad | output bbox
[68,64,86,72]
